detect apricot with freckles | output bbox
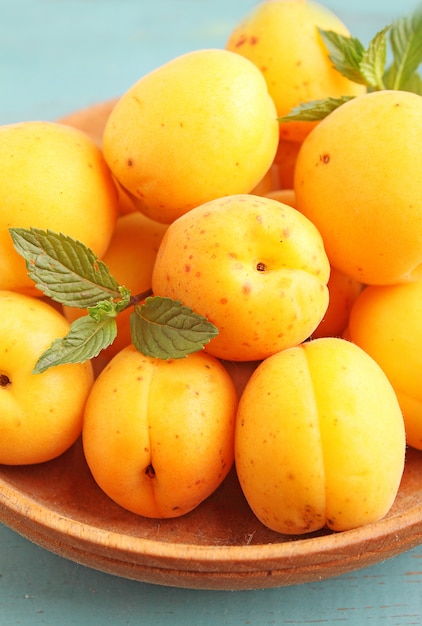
[235,337,405,534]
[226,0,365,142]
[82,347,237,518]
[295,90,422,284]
[152,194,330,361]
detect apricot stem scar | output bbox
[0,374,10,387]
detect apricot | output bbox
[151,194,330,361]
[235,337,405,534]
[263,182,365,362]
[82,346,237,518]
[63,211,167,360]
[0,121,118,296]
[312,266,363,339]
[294,90,422,285]
[0,291,94,465]
[225,0,365,142]
[347,280,422,450]
[103,48,279,224]
[273,139,303,189]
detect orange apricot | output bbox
[83,347,237,518]
[63,211,167,360]
[348,280,422,450]
[295,90,422,285]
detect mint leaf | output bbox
[33,315,117,374]
[87,286,131,321]
[360,26,390,90]
[9,227,121,308]
[385,6,422,90]
[318,29,366,84]
[130,296,219,359]
[399,71,422,94]
[279,96,355,122]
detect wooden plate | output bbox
[1,102,422,591]
[1,439,422,590]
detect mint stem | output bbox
[128,288,153,308]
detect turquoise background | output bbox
[1,1,422,624]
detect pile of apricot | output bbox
[2,0,421,536]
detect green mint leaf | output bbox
[87,286,131,321]
[130,296,219,359]
[386,5,422,90]
[279,96,355,122]
[33,315,117,374]
[318,29,367,85]
[9,227,120,308]
[399,71,422,94]
[359,26,390,90]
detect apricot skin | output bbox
[103,48,279,224]
[0,291,94,465]
[0,121,118,296]
[312,267,363,339]
[294,90,422,285]
[82,347,238,518]
[226,0,365,142]
[151,194,330,361]
[235,337,405,534]
[348,281,422,450]
[63,211,167,360]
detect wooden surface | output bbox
[2,0,422,623]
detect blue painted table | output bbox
[2,1,422,624]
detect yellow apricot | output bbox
[0,121,118,296]
[295,90,422,285]
[63,211,167,361]
[102,48,279,224]
[0,290,94,465]
[235,337,405,534]
[348,280,422,450]
[151,194,330,361]
[226,0,365,142]
[82,346,237,518]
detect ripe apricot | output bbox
[235,337,405,534]
[348,280,422,450]
[273,139,303,189]
[0,121,118,296]
[226,0,365,142]
[83,347,237,518]
[312,267,363,339]
[295,90,422,285]
[63,211,167,361]
[0,290,94,465]
[152,194,330,361]
[102,48,279,224]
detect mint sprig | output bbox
[279,3,422,123]
[9,227,219,371]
